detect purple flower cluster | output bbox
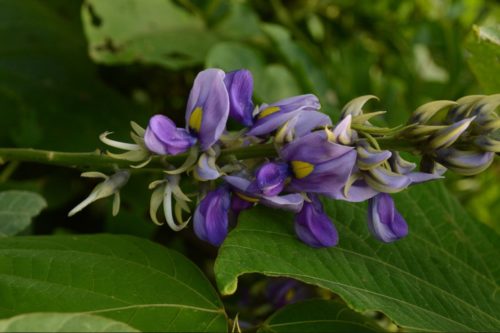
[132,69,500,247]
[138,68,455,248]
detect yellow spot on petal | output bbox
[189,106,203,132]
[257,106,280,119]
[235,192,259,203]
[291,160,314,179]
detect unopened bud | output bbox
[68,170,130,217]
[474,135,500,153]
[410,100,456,124]
[435,148,494,176]
[356,142,392,170]
[364,166,411,193]
[341,95,379,121]
[428,117,475,150]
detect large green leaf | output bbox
[465,25,500,93]
[0,234,227,332]
[0,191,46,236]
[82,0,217,69]
[259,299,382,333]
[0,313,138,332]
[214,182,500,332]
[0,0,146,150]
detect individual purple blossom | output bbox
[144,115,196,155]
[294,194,338,248]
[247,94,321,137]
[145,68,230,154]
[255,162,290,196]
[193,186,231,246]
[279,131,357,197]
[367,193,408,243]
[224,69,254,127]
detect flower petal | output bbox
[255,162,290,196]
[145,114,196,155]
[367,193,408,243]
[247,94,320,136]
[185,68,230,150]
[224,69,254,127]
[193,186,231,246]
[294,194,338,247]
[280,131,354,164]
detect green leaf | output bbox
[259,299,382,333]
[214,182,500,332]
[0,191,46,236]
[0,234,227,332]
[82,0,218,69]
[0,0,147,150]
[465,25,500,93]
[0,313,138,332]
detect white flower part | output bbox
[68,170,130,217]
[100,131,141,151]
[164,146,199,175]
[163,182,189,231]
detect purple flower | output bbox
[224,70,254,127]
[144,115,196,155]
[295,194,338,248]
[247,94,321,137]
[186,68,230,151]
[367,193,408,243]
[280,131,357,197]
[255,162,290,196]
[145,68,230,155]
[193,186,231,246]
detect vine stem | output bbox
[0,137,415,173]
[0,144,278,173]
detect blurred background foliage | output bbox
[0,0,499,326]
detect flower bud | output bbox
[410,100,456,124]
[294,194,338,248]
[475,135,500,153]
[193,186,231,246]
[435,148,494,176]
[364,167,411,193]
[356,141,392,170]
[68,170,130,217]
[428,117,475,150]
[367,193,408,243]
[340,95,378,121]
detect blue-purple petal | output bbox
[280,131,354,164]
[294,194,338,248]
[287,149,357,195]
[260,193,304,213]
[224,69,254,127]
[144,114,196,155]
[195,153,221,181]
[367,193,408,243]
[255,162,290,196]
[185,68,230,150]
[193,186,231,246]
[247,94,320,136]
